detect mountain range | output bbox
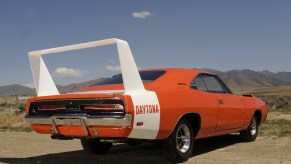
[0,78,106,96]
[0,69,290,96]
[203,69,291,89]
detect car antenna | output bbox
[240,69,243,95]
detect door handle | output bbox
[218,99,224,104]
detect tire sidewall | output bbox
[166,119,194,162]
[241,115,259,142]
[248,116,259,140]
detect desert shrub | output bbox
[258,95,291,112]
[16,101,26,111]
[14,109,24,115]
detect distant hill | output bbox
[57,78,106,93]
[0,84,35,96]
[0,78,106,96]
[203,69,290,88]
[0,69,290,96]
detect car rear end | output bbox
[25,93,133,139]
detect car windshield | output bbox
[92,71,165,86]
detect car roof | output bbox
[136,68,217,87]
[139,68,215,75]
[78,68,217,92]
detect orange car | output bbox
[25,39,267,162]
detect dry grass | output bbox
[0,109,31,132]
[260,117,291,137]
[0,97,32,132]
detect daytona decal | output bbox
[127,91,160,139]
[136,104,159,115]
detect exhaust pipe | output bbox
[51,135,73,140]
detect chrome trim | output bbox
[80,118,88,136]
[250,117,257,136]
[25,114,132,127]
[176,124,191,153]
[51,118,59,134]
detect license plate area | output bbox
[51,116,89,136]
[58,125,88,137]
[55,118,82,126]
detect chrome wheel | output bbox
[163,119,194,162]
[176,124,191,153]
[250,117,257,136]
[240,115,259,142]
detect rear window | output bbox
[92,71,165,86]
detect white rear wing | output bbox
[29,38,145,96]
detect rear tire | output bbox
[240,115,258,142]
[81,138,113,154]
[162,119,194,163]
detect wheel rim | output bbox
[250,117,257,136]
[176,124,191,153]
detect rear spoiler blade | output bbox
[34,93,117,101]
[29,38,145,97]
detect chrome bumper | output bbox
[25,114,132,127]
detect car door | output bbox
[200,74,244,131]
[190,74,218,135]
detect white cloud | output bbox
[105,65,121,71]
[53,67,86,77]
[132,11,153,19]
[105,65,143,71]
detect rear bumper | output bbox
[25,114,132,127]
[25,114,132,137]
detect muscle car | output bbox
[25,38,267,162]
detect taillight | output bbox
[82,104,124,113]
[38,105,66,110]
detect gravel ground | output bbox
[0,132,290,164]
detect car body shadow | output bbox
[193,134,242,156]
[0,134,242,164]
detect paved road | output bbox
[0,132,290,164]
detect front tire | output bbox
[81,138,113,154]
[240,115,258,142]
[162,119,194,163]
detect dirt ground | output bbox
[0,132,290,164]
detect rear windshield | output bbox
[92,71,165,86]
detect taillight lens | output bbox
[82,104,124,113]
[38,105,66,110]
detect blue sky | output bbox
[0,0,291,86]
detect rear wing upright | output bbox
[28,38,145,96]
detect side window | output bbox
[201,74,224,93]
[190,74,208,92]
[216,76,232,94]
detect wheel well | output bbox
[181,113,201,137]
[254,110,262,125]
